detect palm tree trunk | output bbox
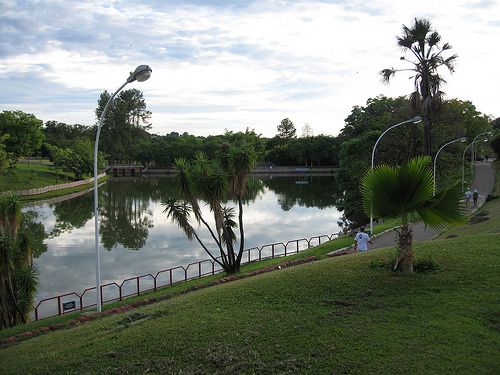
[423,115,432,157]
[396,225,415,275]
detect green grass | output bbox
[0,160,108,201]
[0,162,499,374]
[1,235,499,374]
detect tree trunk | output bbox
[423,114,431,157]
[396,225,415,275]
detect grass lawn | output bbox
[0,234,499,374]
[0,160,108,201]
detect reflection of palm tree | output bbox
[360,157,467,274]
[0,193,39,328]
[380,18,458,156]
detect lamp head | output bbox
[459,137,467,142]
[411,116,422,124]
[127,65,152,83]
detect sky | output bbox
[0,0,499,138]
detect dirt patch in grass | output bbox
[470,210,490,225]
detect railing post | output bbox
[57,296,62,316]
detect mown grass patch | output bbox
[1,234,499,374]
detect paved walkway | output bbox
[328,159,496,255]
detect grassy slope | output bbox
[0,163,499,374]
[0,161,109,201]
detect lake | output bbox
[25,173,344,317]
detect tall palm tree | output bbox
[360,156,468,274]
[162,146,257,274]
[380,18,458,156]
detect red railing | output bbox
[33,231,346,321]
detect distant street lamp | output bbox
[94,65,152,312]
[471,131,492,170]
[433,137,466,196]
[462,138,488,187]
[370,116,422,234]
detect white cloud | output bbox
[0,0,498,137]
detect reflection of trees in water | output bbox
[99,178,155,251]
[42,175,342,252]
[258,175,341,211]
[20,209,48,259]
[48,194,94,238]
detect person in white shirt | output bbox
[354,226,373,251]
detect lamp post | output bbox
[433,137,466,196]
[370,116,422,234]
[471,131,492,169]
[94,65,152,312]
[462,138,488,187]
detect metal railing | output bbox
[33,231,346,321]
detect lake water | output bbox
[25,174,343,317]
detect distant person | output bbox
[473,189,479,206]
[354,226,373,252]
[465,188,472,206]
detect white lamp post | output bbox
[433,137,466,196]
[370,116,422,234]
[462,138,488,187]
[471,131,492,170]
[94,65,152,312]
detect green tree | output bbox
[490,133,500,159]
[0,110,45,164]
[0,134,8,170]
[277,118,296,144]
[162,146,257,274]
[95,89,151,163]
[360,156,468,274]
[380,18,458,156]
[335,132,378,229]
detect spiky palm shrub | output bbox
[0,193,39,329]
[360,156,468,274]
[162,147,257,275]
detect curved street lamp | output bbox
[462,138,488,187]
[433,137,466,196]
[94,65,152,312]
[370,116,422,234]
[471,131,492,170]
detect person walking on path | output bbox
[473,189,479,206]
[469,159,496,212]
[354,226,373,252]
[465,188,471,205]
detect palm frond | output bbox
[417,180,469,231]
[161,198,196,240]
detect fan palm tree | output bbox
[162,146,257,274]
[380,18,458,156]
[360,156,468,274]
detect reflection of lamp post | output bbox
[462,138,488,187]
[94,65,152,312]
[370,116,422,234]
[433,137,466,196]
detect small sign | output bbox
[63,301,76,311]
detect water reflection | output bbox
[28,174,343,307]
